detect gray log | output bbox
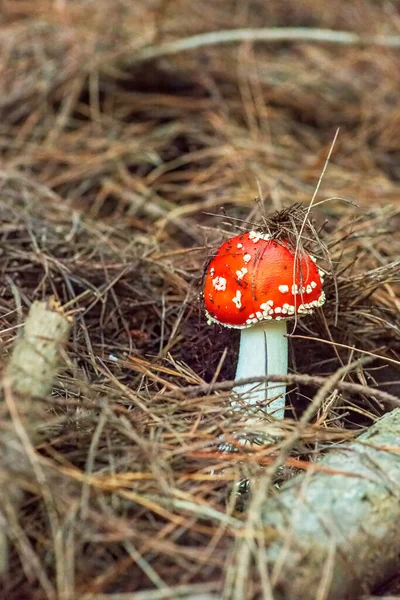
[0,298,72,573]
[262,409,400,599]
[5,298,72,397]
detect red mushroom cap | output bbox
[203,231,325,328]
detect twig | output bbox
[81,582,220,600]
[166,373,400,408]
[127,28,400,66]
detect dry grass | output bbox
[0,1,400,598]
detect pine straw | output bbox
[0,1,400,598]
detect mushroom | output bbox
[203,231,325,421]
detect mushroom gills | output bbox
[231,320,287,420]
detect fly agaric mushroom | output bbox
[203,231,325,420]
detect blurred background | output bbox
[2,0,400,222]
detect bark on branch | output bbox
[0,298,72,574]
[262,408,400,600]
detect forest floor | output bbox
[0,1,399,599]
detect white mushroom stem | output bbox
[231,320,287,420]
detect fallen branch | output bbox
[5,298,72,398]
[0,299,72,574]
[261,408,400,599]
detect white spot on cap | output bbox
[291,284,299,295]
[275,307,282,314]
[249,230,271,243]
[279,284,289,294]
[243,253,252,264]
[306,284,312,294]
[232,290,242,309]
[260,300,274,313]
[249,231,260,243]
[311,281,317,289]
[210,267,215,277]
[237,243,243,249]
[212,276,227,291]
[236,267,248,280]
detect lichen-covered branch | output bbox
[262,409,400,600]
[5,298,72,398]
[0,299,72,574]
